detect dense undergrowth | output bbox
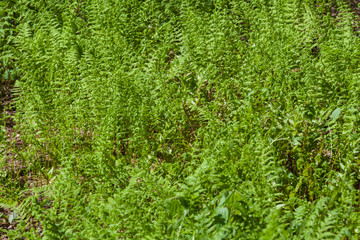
[1,0,360,239]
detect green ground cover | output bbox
[2,0,360,239]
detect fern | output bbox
[2,0,360,239]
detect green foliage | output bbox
[2,0,360,239]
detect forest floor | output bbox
[1,0,360,239]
